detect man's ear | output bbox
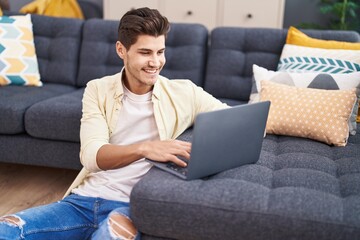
[116,41,125,59]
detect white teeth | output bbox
[144,69,157,73]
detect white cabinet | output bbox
[103,0,285,29]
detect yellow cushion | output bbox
[286,26,360,50]
[0,14,41,86]
[260,80,357,146]
[20,0,84,19]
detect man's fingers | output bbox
[143,139,191,165]
[172,141,191,160]
[165,145,189,166]
[176,140,191,147]
[174,140,192,153]
[177,148,191,160]
[168,155,187,167]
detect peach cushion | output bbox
[260,80,357,146]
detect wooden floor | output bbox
[0,162,79,216]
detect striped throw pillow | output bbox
[277,44,360,74]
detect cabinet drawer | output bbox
[222,0,285,28]
[104,0,159,20]
[162,0,218,30]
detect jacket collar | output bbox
[152,77,161,100]
[113,69,124,100]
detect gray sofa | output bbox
[0,14,359,239]
[131,27,360,240]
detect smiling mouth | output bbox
[143,68,158,74]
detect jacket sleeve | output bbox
[79,81,109,172]
[191,82,230,113]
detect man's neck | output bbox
[121,71,153,95]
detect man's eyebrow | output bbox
[138,48,151,52]
[137,48,166,52]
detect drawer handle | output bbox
[247,13,253,19]
[187,11,193,16]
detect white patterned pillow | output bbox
[251,64,360,135]
[277,44,360,74]
[0,14,41,86]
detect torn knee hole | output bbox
[0,215,24,227]
[108,214,137,240]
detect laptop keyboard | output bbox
[177,128,193,142]
[164,128,193,176]
[166,161,188,176]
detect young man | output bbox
[0,7,227,239]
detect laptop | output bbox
[146,101,270,180]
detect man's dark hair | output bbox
[118,7,170,50]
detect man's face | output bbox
[116,35,166,94]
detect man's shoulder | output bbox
[157,75,196,89]
[84,73,122,96]
[155,76,210,104]
[87,73,121,86]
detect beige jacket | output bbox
[64,72,228,197]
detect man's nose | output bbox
[148,55,161,67]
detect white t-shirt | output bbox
[72,86,159,202]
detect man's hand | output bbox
[140,140,191,167]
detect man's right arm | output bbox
[80,81,189,172]
[96,140,190,170]
[79,80,110,172]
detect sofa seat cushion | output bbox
[131,128,360,240]
[0,134,82,170]
[25,88,84,142]
[0,83,76,134]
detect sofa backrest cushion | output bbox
[161,23,208,86]
[205,27,360,103]
[31,14,83,86]
[76,18,120,87]
[76,19,208,87]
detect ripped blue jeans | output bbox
[0,194,141,240]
